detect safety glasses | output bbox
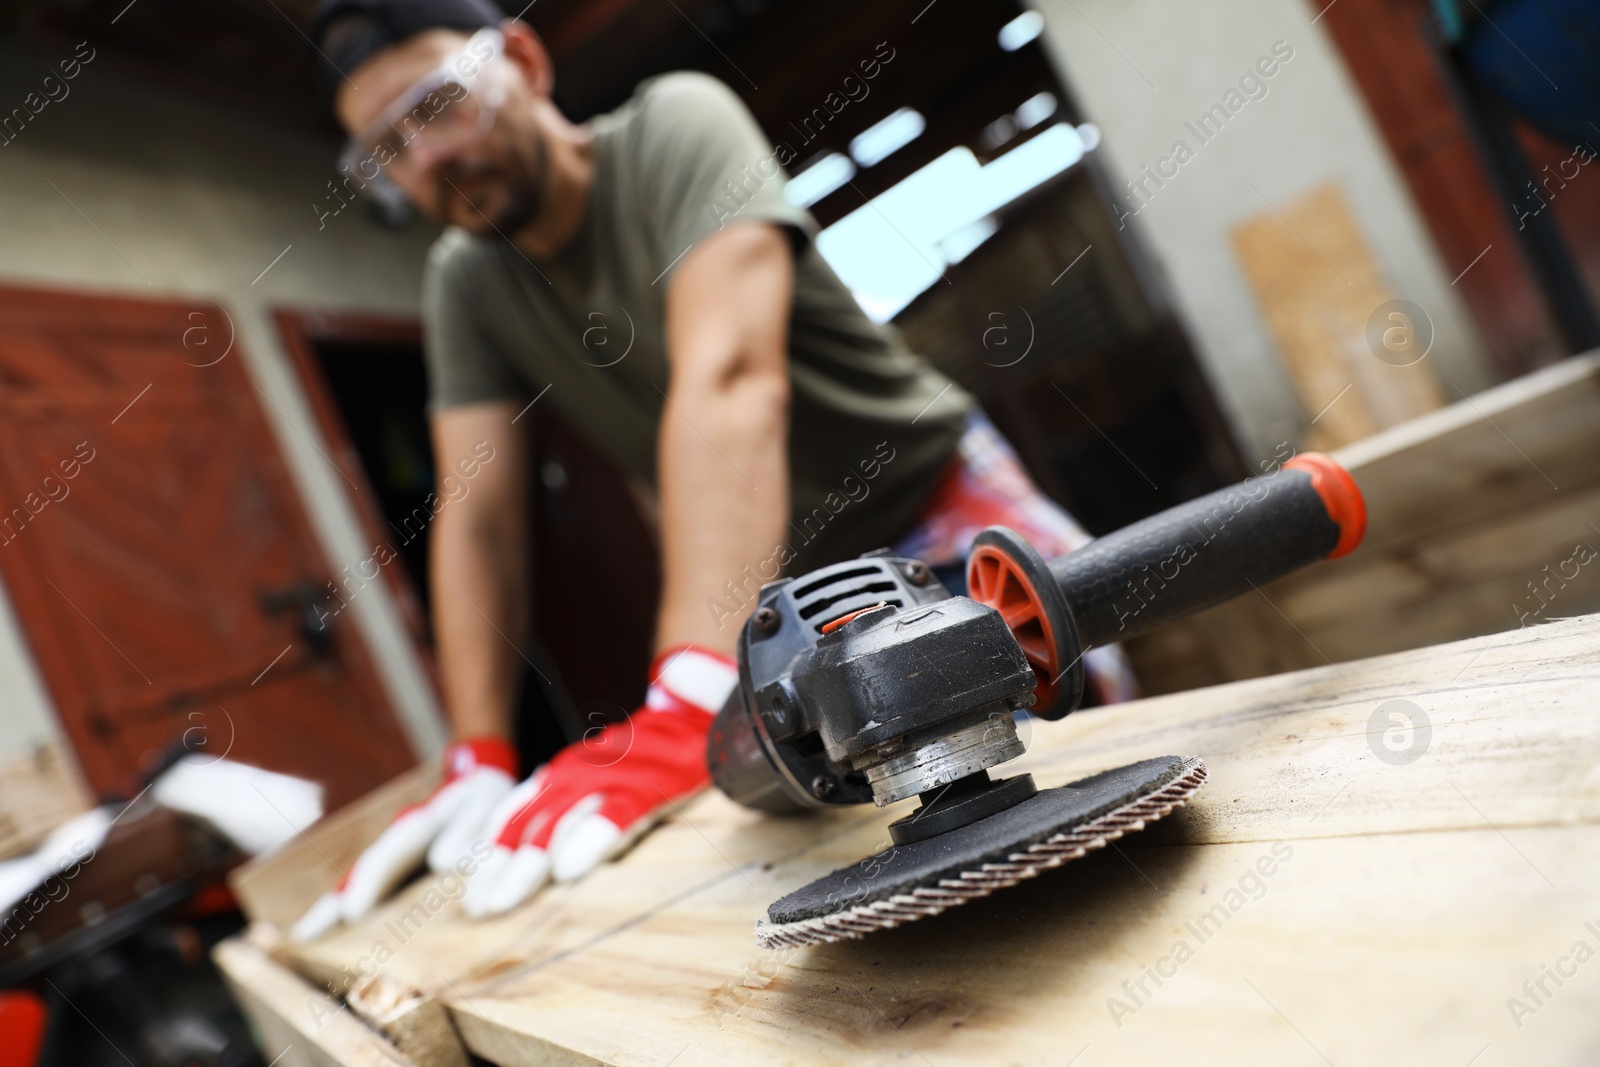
[337,27,508,210]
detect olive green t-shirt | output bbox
[422,71,971,571]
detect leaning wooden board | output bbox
[0,739,93,861]
[1124,351,1600,694]
[223,613,1600,1066]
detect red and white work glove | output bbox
[460,645,736,918]
[291,737,518,940]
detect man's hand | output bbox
[291,738,517,940]
[461,646,735,917]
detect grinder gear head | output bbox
[707,548,1059,817]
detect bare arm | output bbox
[657,222,794,657]
[428,400,530,741]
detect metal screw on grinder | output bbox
[753,606,781,634]
[903,560,931,586]
[810,775,836,800]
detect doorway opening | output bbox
[274,311,663,770]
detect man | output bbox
[294,0,1132,939]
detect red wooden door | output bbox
[0,285,418,810]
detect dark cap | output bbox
[309,0,506,102]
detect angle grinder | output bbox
[706,453,1366,947]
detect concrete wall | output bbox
[1031,0,1495,462]
[0,40,447,761]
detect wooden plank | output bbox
[257,615,1600,1066]
[1333,351,1600,552]
[1125,352,1600,692]
[227,759,468,1065]
[439,615,1600,1066]
[346,972,469,1067]
[0,741,92,861]
[1230,182,1447,449]
[213,932,418,1067]
[452,828,1598,1067]
[279,788,854,1002]
[229,759,438,931]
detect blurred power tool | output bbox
[707,454,1366,947]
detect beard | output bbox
[437,128,548,236]
[490,177,543,235]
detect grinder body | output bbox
[707,453,1365,818]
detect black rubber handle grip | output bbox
[1051,455,1364,647]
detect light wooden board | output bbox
[1125,351,1600,692]
[452,828,1599,1067]
[255,614,1600,1066]
[1230,181,1447,450]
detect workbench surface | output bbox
[220,613,1600,1067]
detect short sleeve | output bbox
[421,230,527,414]
[631,73,815,284]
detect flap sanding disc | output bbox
[756,755,1207,948]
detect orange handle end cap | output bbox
[1285,452,1366,558]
